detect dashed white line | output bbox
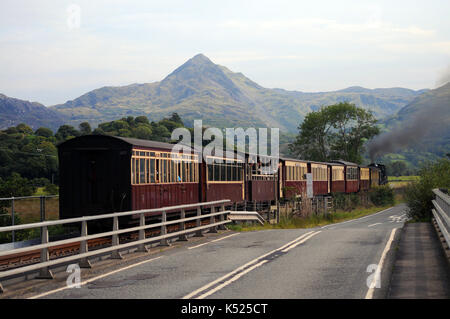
[368,223,382,228]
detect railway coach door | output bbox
[80,150,115,215]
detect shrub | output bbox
[404,158,450,221]
[369,185,395,206]
[44,183,59,195]
[0,208,32,244]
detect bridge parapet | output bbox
[432,189,450,252]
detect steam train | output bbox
[58,135,387,223]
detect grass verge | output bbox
[227,204,396,232]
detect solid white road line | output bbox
[365,228,398,299]
[281,231,321,252]
[320,207,395,229]
[188,233,239,250]
[368,223,382,227]
[28,256,164,299]
[196,260,269,299]
[182,231,319,299]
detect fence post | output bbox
[11,197,15,243]
[79,220,92,268]
[276,201,280,224]
[194,207,204,237]
[40,196,46,222]
[36,226,54,279]
[137,214,149,252]
[160,211,171,246]
[111,216,123,259]
[218,204,227,230]
[208,206,218,233]
[177,209,188,241]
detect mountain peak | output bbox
[190,53,212,63]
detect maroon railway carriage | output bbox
[310,162,329,196]
[359,166,371,191]
[201,155,245,204]
[280,158,308,199]
[327,162,345,193]
[245,154,278,203]
[58,135,199,222]
[332,160,359,193]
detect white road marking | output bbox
[183,231,319,299]
[368,223,382,228]
[188,233,239,250]
[28,256,164,299]
[320,207,395,229]
[365,228,398,299]
[281,231,321,252]
[196,260,269,299]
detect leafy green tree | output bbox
[0,173,36,198]
[404,158,450,221]
[16,123,33,135]
[135,116,150,125]
[79,122,92,135]
[35,127,53,138]
[55,125,80,142]
[289,102,379,163]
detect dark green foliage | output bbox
[332,192,362,211]
[0,208,32,243]
[44,183,59,195]
[55,124,80,142]
[369,185,395,206]
[289,102,379,164]
[35,127,53,138]
[0,173,37,201]
[79,122,92,135]
[404,158,450,221]
[96,113,183,142]
[0,124,58,181]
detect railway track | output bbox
[0,218,215,271]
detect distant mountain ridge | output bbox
[0,94,64,130]
[50,54,427,132]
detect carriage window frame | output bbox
[311,164,327,181]
[285,161,307,181]
[206,157,244,183]
[131,149,199,185]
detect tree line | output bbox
[0,113,186,197]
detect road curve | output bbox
[29,204,407,299]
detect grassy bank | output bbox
[227,203,396,232]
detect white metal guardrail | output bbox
[0,199,231,293]
[432,189,450,250]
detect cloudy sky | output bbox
[1,0,449,105]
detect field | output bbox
[388,176,419,189]
[3,197,59,224]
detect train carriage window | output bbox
[221,165,226,181]
[150,159,156,183]
[182,162,187,182]
[227,165,232,182]
[139,159,146,184]
[162,160,167,183]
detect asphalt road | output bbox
[29,204,407,299]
